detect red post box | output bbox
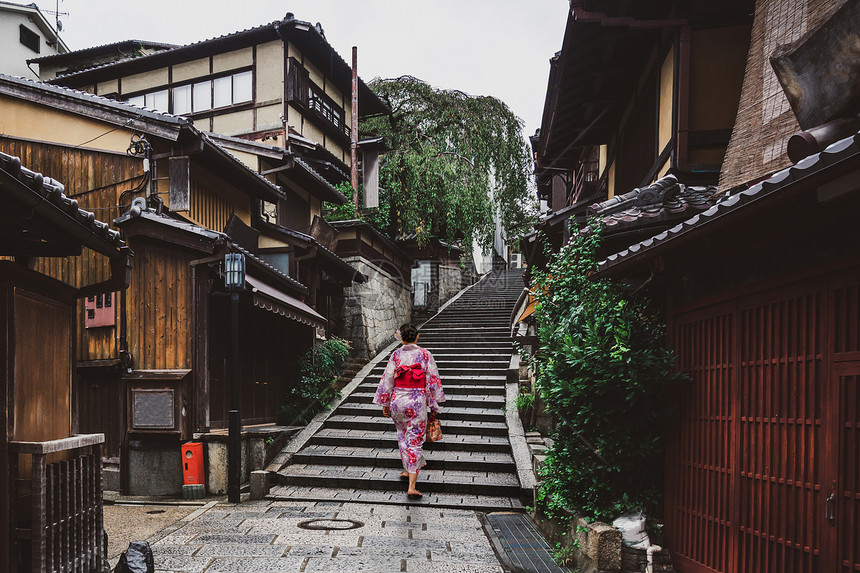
[181,442,204,487]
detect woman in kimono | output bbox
[374,323,445,498]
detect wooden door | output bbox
[735,291,828,573]
[833,363,860,573]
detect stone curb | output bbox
[505,353,537,496]
[478,512,519,573]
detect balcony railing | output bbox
[9,434,105,573]
[573,159,601,202]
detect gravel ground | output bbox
[104,503,199,559]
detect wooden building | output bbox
[525,0,753,276]
[1,150,130,571]
[532,0,860,571]
[0,73,334,495]
[43,12,398,357]
[45,12,387,192]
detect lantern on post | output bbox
[224,251,245,503]
[224,253,246,290]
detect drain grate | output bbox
[297,518,364,531]
[485,513,570,573]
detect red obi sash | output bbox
[394,363,425,388]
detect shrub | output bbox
[528,224,682,523]
[276,337,350,426]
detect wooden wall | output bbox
[0,137,144,362]
[666,265,860,573]
[185,165,253,232]
[125,237,194,370]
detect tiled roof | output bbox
[201,132,345,203]
[115,206,308,294]
[28,40,178,64]
[201,134,284,200]
[45,15,388,117]
[48,20,278,80]
[293,156,346,202]
[0,73,186,128]
[597,130,860,274]
[0,75,282,200]
[584,174,716,235]
[114,206,223,241]
[0,150,124,249]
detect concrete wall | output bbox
[333,256,412,360]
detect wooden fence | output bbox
[9,434,104,573]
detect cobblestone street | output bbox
[110,499,509,573]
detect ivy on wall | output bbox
[528,225,683,523]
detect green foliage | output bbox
[323,182,391,232]
[528,225,682,523]
[516,391,535,412]
[355,76,538,247]
[276,338,350,426]
[553,542,580,569]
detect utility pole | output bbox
[351,46,359,210]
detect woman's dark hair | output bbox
[399,323,419,343]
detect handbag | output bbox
[427,411,443,442]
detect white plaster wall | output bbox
[0,12,57,79]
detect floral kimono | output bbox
[374,343,445,473]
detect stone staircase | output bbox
[269,268,528,511]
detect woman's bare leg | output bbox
[407,472,421,496]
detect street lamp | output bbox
[224,252,245,503]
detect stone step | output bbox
[417,333,511,341]
[423,322,511,330]
[276,463,523,497]
[419,326,510,334]
[414,345,512,355]
[324,415,509,436]
[368,366,510,376]
[266,484,525,512]
[364,373,507,384]
[416,352,512,360]
[425,313,512,319]
[353,383,505,396]
[419,340,512,347]
[335,403,504,423]
[292,444,516,472]
[346,392,506,408]
[307,428,513,452]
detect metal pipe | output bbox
[228,291,241,503]
[351,46,359,208]
[787,116,860,163]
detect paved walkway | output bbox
[131,499,509,572]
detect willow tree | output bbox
[358,76,536,248]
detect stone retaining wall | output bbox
[332,256,412,359]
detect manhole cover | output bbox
[297,518,364,531]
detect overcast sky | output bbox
[33,0,570,139]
